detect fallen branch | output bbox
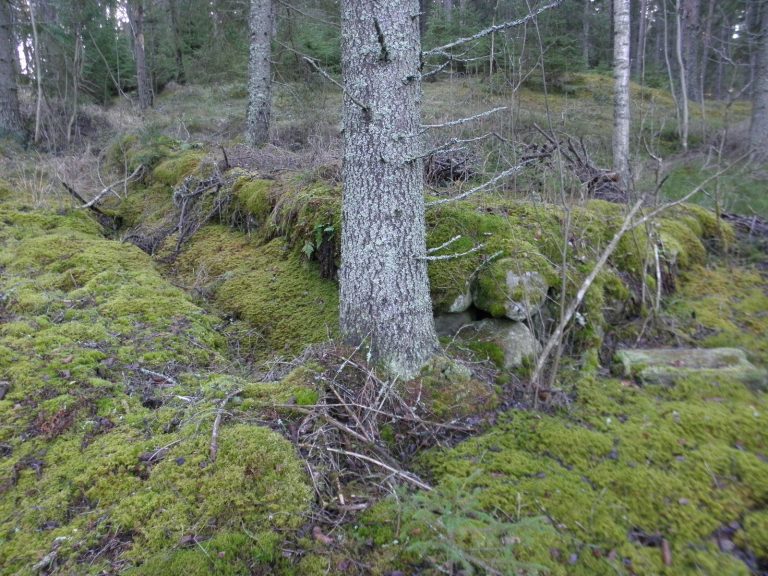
[421,107,507,131]
[325,447,432,491]
[60,180,119,230]
[80,165,144,209]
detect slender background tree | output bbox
[246,0,273,147]
[613,0,631,186]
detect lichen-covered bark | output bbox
[127,0,152,110]
[340,0,438,378]
[0,0,23,139]
[612,0,631,186]
[750,0,768,157]
[246,0,273,147]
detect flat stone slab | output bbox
[612,348,767,390]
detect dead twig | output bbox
[325,447,432,491]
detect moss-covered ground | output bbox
[0,194,319,575]
[343,260,768,575]
[0,75,764,575]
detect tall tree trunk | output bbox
[613,0,631,186]
[27,0,43,144]
[127,0,152,109]
[750,0,768,157]
[443,0,453,21]
[699,0,715,99]
[340,0,439,378]
[246,0,273,147]
[0,0,24,139]
[633,0,648,78]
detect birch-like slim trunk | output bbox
[340,0,439,378]
[246,0,273,147]
[0,0,24,139]
[612,0,631,187]
[750,0,768,157]
[127,0,152,110]
[675,0,689,151]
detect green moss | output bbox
[105,133,181,174]
[176,227,339,355]
[412,356,498,419]
[399,357,768,575]
[668,266,768,366]
[466,341,506,369]
[266,178,342,264]
[736,510,768,561]
[152,151,207,187]
[231,176,274,227]
[0,200,312,575]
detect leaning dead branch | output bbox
[60,179,120,230]
[531,154,749,388]
[421,107,507,131]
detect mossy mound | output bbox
[668,265,768,366]
[0,200,313,574]
[104,139,730,364]
[354,365,767,574]
[174,226,339,355]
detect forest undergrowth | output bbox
[0,77,767,575]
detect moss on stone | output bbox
[152,151,208,187]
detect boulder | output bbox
[434,311,474,337]
[473,259,550,321]
[466,318,541,369]
[612,347,767,389]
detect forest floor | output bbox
[0,75,767,575]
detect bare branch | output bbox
[424,0,564,56]
[275,0,340,28]
[419,243,487,261]
[325,447,432,491]
[427,234,462,254]
[427,160,535,206]
[81,165,144,208]
[303,56,369,114]
[421,106,507,130]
